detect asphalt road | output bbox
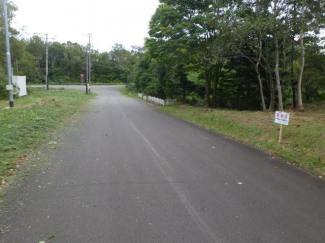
[1,85,325,243]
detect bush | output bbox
[112,79,123,84]
[0,66,8,100]
[52,76,71,84]
[0,85,7,100]
[126,82,136,92]
[0,83,20,100]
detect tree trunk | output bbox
[212,64,221,107]
[262,37,275,111]
[291,34,297,108]
[256,65,266,111]
[297,4,305,111]
[273,1,284,111]
[182,78,186,104]
[268,72,275,111]
[257,33,266,111]
[274,36,283,111]
[282,33,286,84]
[182,88,186,104]
[205,68,211,107]
[291,1,297,108]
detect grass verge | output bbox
[160,105,325,177]
[0,88,96,182]
[118,86,138,99]
[119,88,325,177]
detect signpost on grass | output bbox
[275,111,290,144]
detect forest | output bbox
[1,0,325,111]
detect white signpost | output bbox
[275,111,290,143]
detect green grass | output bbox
[160,105,325,177]
[118,86,138,99]
[118,88,325,177]
[0,88,96,178]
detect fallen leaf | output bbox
[237,182,243,185]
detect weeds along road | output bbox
[1,85,325,243]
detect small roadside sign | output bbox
[275,111,290,126]
[275,111,290,144]
[6,85,13,91]
[80,74,85,78]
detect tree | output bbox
[26,35,45,69]
[272,0,284,111]
[231,0,270,110]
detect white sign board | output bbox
[275,111,290,126]
[6,85,13,91]
[12,76,27,97]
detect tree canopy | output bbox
[129,0,325,110]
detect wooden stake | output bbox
[278,124,283,144]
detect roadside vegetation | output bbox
[119,86,325,177]
[119,1,325,177]
[118,86,138,99]
[0,88,95,184]
[160,104,325,177]
[124,1,325,112]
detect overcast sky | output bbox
[11,0,160,52]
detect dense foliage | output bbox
[1,0,325,110]
[130,0,325,111]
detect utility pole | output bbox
[36,33,54,90]
[86,53,89,95]
[3,0,14,108]
[46,34,49,90]
[88,34,92,87]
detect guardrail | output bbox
[138,93,176,106]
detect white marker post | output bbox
[275,111,290,144]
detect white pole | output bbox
[3,0,14,107]
[88,34,91,87]
[46,34,49,90]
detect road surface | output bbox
[1,85,324,243]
